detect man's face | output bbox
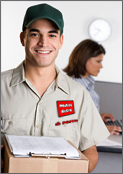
[20,18,63,68]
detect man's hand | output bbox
[101,113,114,123]
[1,145,4,169]
[82,145,98,173]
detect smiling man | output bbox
[21,19,63,68]
[1,3,110,173]
[20,17,63,96]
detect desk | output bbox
[97,134,122,153]
[92,151,122,173]
[92,135,122,173]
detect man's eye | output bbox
[50,34,56,38]
[30,33,39,37]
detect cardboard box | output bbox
[3,138,89,173]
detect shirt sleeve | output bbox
[79,90,110,151]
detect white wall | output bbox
[1,1,122,83]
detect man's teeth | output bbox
[37,51,50,53]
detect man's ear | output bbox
[59,34,64,49]
[20,32,25,46]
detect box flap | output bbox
[67,140,89,161]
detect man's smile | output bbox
[34,48,55,55]
[36,50,51,54]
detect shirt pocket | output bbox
[48,117,79,141]
[1,118,27,135]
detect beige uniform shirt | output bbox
[1,61,110,151]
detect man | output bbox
[1,3,110,173]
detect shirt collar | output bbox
[10,61,26,86]
[55,66,69,95]
[10,63,69,95]
[86,75,95,90]
[81,75,95,91]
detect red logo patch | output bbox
[57,100,75,117]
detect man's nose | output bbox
[38,36,48,46]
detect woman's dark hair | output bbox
[63,39,106,78]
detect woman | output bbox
[63,39,121,135]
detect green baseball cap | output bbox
[22,3,64,34]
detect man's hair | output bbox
[23,19,62,37]
[63,39,106,78]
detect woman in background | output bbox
[63,39,121,135]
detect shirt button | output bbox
[36,125,39,128]
[9,121,13,125]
